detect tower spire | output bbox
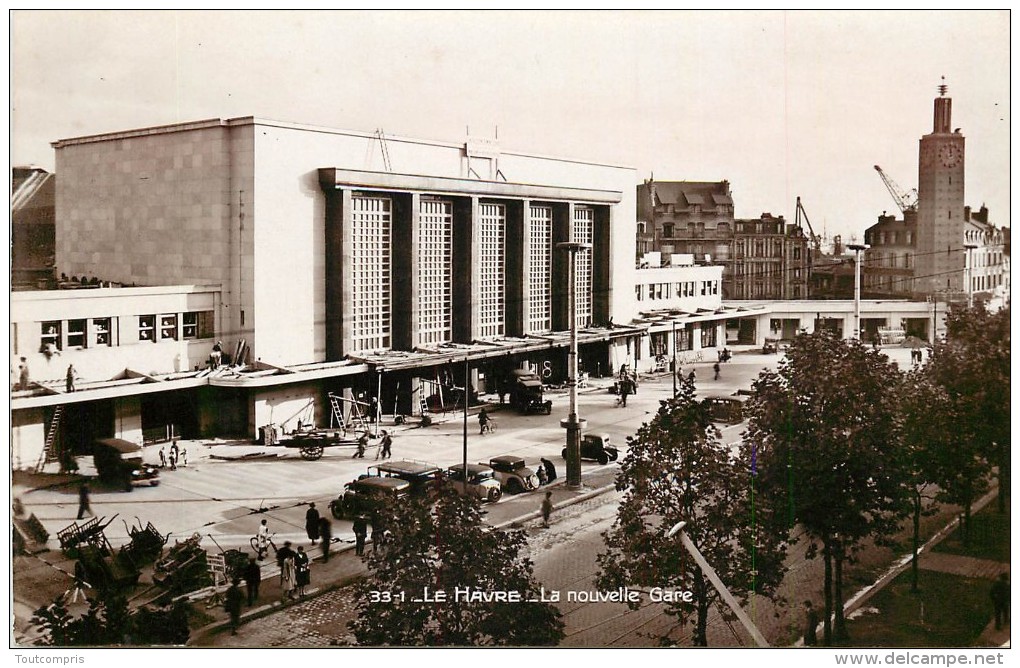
[938,75,948,97]
[933,77,952,133]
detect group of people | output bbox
[158,441,187,470]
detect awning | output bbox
[94,438,141,454]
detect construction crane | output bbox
[795,196,821,252]
[873,165,918,214]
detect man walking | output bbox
[713,361,721,381]
[65,364,77,393]
[305,503,321,545]
[76,482,93,519]
[318,516,333,563]
[353,515,368,556]
[378,430,393,459]
[225,578,245,635]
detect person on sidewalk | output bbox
[276,541,295,583]
[478,408,491,435]
[713,362,720,381]
[76,482,93,520]
[243,556,261,606]
[536,464,548,486]
[354,431,368,458]
[225,578,245,635]
[305,502,321,545]
[280,553,296,601]
[255,519,270,560]
[540,458,557,483]
[159,447,167,469]
[541,491,553,527]
[294,546,310,597]
[991,573,1010,630]
[378,430,393,459]
[803,601,819,646]
[353,515,368,556]
[318,516,333,563]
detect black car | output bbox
[563,433,619,465]
[366,460,443,495]
[509,369,552,415]
[93,438,160,492]
[330,477,411,520]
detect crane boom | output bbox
[873,165,918,213]
[795,196,821,252]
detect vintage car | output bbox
[330,476,412,520]
[445,464,503,503]
[509,369,552,415]
[93,438,160,491]
[485,456,540,494]
[564,433,619,465]
[701,395,747,425]
[367,460,443,495]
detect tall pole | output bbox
[671,319,678,398]
[557,242,590,489]
[964,243,978,309]
[848,244,868,340]
[462,357,469,494]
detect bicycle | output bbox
[250,532,278,560]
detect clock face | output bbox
[938,144,962,168]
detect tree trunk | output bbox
[823,539,833,646]
[911,490,922,592]
[833,548,848,642]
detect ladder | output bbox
[37,405,63,471]
[328,393,369,436]
[376,129,392,172]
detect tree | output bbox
[897,363,953,592]
[348,488,564,646]
[744,331,909,645]
[29,593,191,646]
[596,377,787,646]
[932,304,1009,528]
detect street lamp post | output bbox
[671,319,678,398]
[557,241,591,489]
[964,243,978,308]
[847,244,869,341]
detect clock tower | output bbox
[915,80,966,295]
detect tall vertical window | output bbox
[573,207,594,328]
[478,202,505,338]
[94,318,112,346]
[701,325,717,348]
[528,205,553,333]
[41,321,62,351]
[418,198,453,345]
[67,319,86,348]
[139,315,155,342]
[351,195,392,351]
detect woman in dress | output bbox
[294,546,310,597]
[281,554,297,601]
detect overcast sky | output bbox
[10,10,1011,240]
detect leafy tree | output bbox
[349,488,564,646]
[596,378,788,646]
[744,331,909,645]
[30,593,191,646]
[932,304,1009,529]
[897,363,953,592]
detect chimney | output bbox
[964,206,971,221]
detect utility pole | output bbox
[848,244,869,340]
[557,242,591,489]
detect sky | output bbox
[9,10,1011,241]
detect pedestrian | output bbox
[280,553,296,601]
[354,431,368,458]
[65,364,77,393]
[368,396,379,422]
[541,457,557,483]
[17,357,29,391]
[170,440,179,461]
[478,408,491,435]
[305,502,321,545]
[803,601,819,646]
[688,370,696,384]
[370,517,386,552]
[617,376,631,407]
[713,362,720,381]
[211,341,223,368]
[255,519,270,560]
[353,515,368,556]
[536,464,548,486]
[294,546,310,597]
[180,446,187,466]
[158,447,167,468]
[541,491,553,527]
[991,573,1010,630]
[168,449,177,471]
[225,577,245,635]
[243,555,261,606]
[379,430,393,459]
[76,482,93,519]
[318,516,333,563]
[276,540,295,583]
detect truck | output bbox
[509,369,552,415]
[92,438,160,492]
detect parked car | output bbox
[92,438,160,491]
[564,433,619,465]
[330,476,411,520]
[485,456,540,494]
[367,460,443,495]
[445,464,503,502]
[509,369,552,415]
[702,395,747,425]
